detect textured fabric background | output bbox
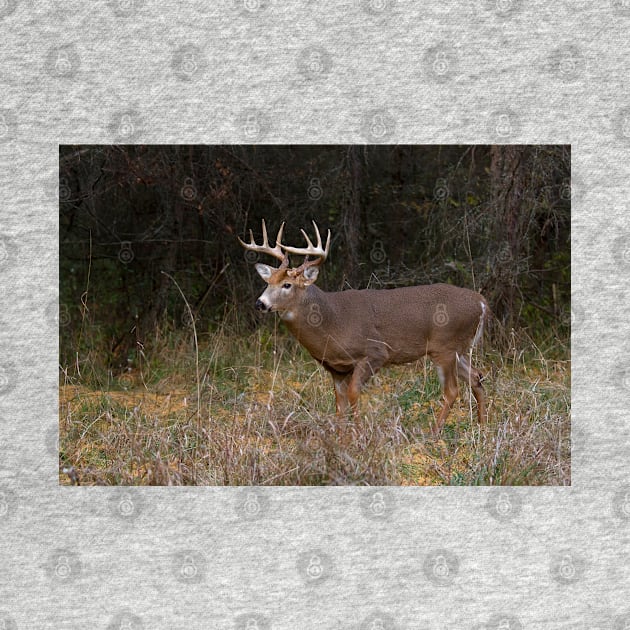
[1,0,629,628]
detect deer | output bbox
[239,220,489,434]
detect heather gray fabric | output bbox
[1,1,629,628]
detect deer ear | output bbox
[255,263,274,282]
[302,265,319,285]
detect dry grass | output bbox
[59,327,570,486]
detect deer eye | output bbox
[282,282,292,289]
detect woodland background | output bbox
[58,145,571,486]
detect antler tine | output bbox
[322,223,331,259]
[238,220,287,263]
[280,220,331,263]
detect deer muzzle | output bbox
[255,298,270,312]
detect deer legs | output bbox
[327,352,486,431]
[433,352,486,434]
[331,371,352,415]
[329,358,380,417]
[456,353,487,425]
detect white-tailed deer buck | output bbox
[239,220,489,433]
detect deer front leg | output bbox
[331,370,352,415]
[347,357,384,416]
[328,358,382,417]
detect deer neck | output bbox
[280,284,331,356]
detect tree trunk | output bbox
[489,146,529,327]
[344,147,362,287]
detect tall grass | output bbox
[59,321,570,486]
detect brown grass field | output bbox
[59,324,570,486]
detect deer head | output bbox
[238,220,331,317]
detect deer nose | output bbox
[255,299,266,311]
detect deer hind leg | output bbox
[433,355,460,435]
[456,353,487,424]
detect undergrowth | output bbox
[59,324,570,486]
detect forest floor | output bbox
[59,329,570,486]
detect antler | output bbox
[280,221,331,269]
[238,220,288,267]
